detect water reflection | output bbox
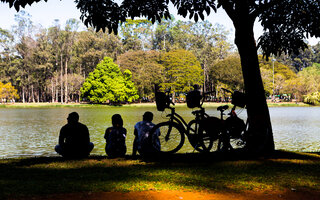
[270,107,320,152]
[0,106,320,158]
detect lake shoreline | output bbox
[0,101,311,108]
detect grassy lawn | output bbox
[1,151,320,199]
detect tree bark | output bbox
[51,79,54,103]
[64,58,68,103]
[60,54,64,103]
[231,3,275,154]
[55,72,58,102]
[31,85,35,103]
[22,86,25,103]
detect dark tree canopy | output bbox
[2,0,319,58]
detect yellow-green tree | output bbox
[117,50,164,99]
[160,49,203,94]
[80,57,139,104]
[209,54,244,94]
[259,56,297,96]
[291,63,320,104]
[0,82,19,103]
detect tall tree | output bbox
[152,17,174,51]
[73,28,122,78]
[120,19,153,51]
[62,18,79,103]
[160,49,203,97]
[312,42,320,64]
[47,20,62,102]
[117,50,164,98]
[209,54,244,92]
[0,28,14,83]
[80,57,139,103]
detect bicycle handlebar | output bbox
[221,88,232,94]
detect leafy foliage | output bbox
[258,0,320,58]
[117,50,164,98]
[160,49,203,93]
[295,64,320,102]
[0,81,19,102]
[209,54,244,92]
[259,56,297,96]
[80,57,138,103]
[3,0,318,58]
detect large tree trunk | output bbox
[231,4,275,154]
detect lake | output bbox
[0,105,320,158]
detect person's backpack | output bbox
[138,123,159,155]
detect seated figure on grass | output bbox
[104,114,127,158]
[132,111,160,157]
[55,112,94,158]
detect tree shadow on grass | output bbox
[141,149,320,164]
[1,150,320,167]
[1,150,320,199]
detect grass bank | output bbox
[1,151,320,199]
[0,102,311,108]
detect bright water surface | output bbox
[0,106,320,158]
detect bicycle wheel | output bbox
[211,138,222,152]
[213,133,246,152]
[150,121,185,154]
[229,136,246,149]
[187,120,214,152]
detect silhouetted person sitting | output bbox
[104,114,127,158]
[55,112,94,158]
[132,111,160,157]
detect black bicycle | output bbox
[213,88,247,152]
[150,88,220,154]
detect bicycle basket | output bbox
[231,91,246,108]
[155,92,169,111]
[186,91,201,108]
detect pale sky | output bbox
[0,0,319,46]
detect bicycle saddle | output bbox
[217,105,229,112]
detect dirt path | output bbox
[13,190,320,200]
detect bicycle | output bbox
[150,88,220,154]
[213,88,247,152]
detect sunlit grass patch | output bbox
[227,181,276,192]
[1,151,320,199]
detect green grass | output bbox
[1,151,320,199]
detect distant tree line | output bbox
[0,11,319,104]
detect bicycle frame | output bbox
[165,107,189,132]
[217,103,247,151]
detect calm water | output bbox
[0,106,320,158]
